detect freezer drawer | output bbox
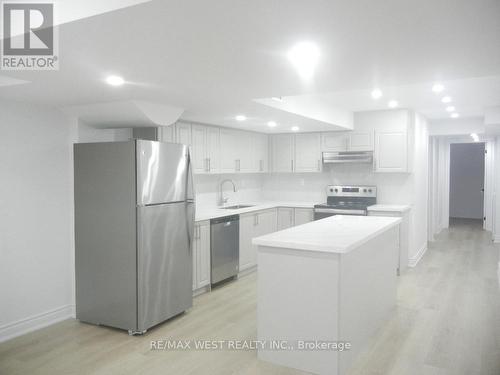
[210,215,239,284]
[137,202,194,331]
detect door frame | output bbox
[428,136,495,238]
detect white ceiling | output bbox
[1,0,499,132]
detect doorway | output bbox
[449,143,485,227]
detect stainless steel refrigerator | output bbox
[74,140,194,335]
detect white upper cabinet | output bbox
[191,124,208,174]
[271,134,294,173]
[321,132,349,151]
[348,131,374,151]
[353,109,412,173]
[374,130,408,172]
[294,133,321,172]
[175,122,192,146]
[189,124,220,174]
[238,131,254,173]
[253,133,269,173]
[219,128,239,173]
[206,127,220,173]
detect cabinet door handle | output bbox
[291,160,294,172]
[238,159,241,172]
[235,159,238,172]
[260,159,263,172]
[317,159,320,171]
[208,157,211,171]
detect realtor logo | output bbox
[1,2,58,70]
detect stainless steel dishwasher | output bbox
[210,215,239,285]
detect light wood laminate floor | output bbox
[1,219,499,375]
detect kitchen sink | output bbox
[221,204,255,209]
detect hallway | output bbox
[350,219,500,375]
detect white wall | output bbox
[409,113,429,261]
[0,100,75,342]
[428,117,484,136]
[194,174,264,208]
[77,121,132,142]
[493,137,500,242]
[449,143,485,219]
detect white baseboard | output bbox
[493,234,500,243]
[0,304,75,343]
[408,243,428,268]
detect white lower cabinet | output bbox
[239,209,277,272]
[294,208,314,226]
[277,207,295,230]
[367,209,409,274]
[192,221,210,292]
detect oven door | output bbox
[313,208,367,220]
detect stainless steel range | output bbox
[313,185,377,220]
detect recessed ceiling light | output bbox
[470,133,479,142]
[287,41,320,80]
[445,106,456,112]
[388,100,399,108]
[271,97,284,102]
[450,113,460,118]
[267,121,277,128]
[106,75,125,86]
[432,83,445,93]
[235,115,246,121]
[291,126,299,132]
[441,96,452,103]
[371,89,383,99]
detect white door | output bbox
[220,128,238,173]
[349,131,374,151]
[321,132,348,151]
[271,134,294,173]
[206,127,220,173]
[277,207,294,230]
[374,131,408,172]
[191,125,208,174]
[239,213,256,271]
[294,208,314,226]
[295,133,321,172]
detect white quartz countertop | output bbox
[195,201,315,222]
[367,204,411,212]
[252,215,402,254]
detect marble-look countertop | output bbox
[195,201,315,222]
[252,215,401,254]
[367,204,411,212]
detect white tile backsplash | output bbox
[194,174,265,208]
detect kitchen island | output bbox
[252,215,401,375]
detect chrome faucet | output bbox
[219,179,237,206]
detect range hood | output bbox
[322,151,373,164]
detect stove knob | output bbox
[334,188,338,193]
[363,189,367,193]
[368,189,372,193]
[330,188,334,192]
